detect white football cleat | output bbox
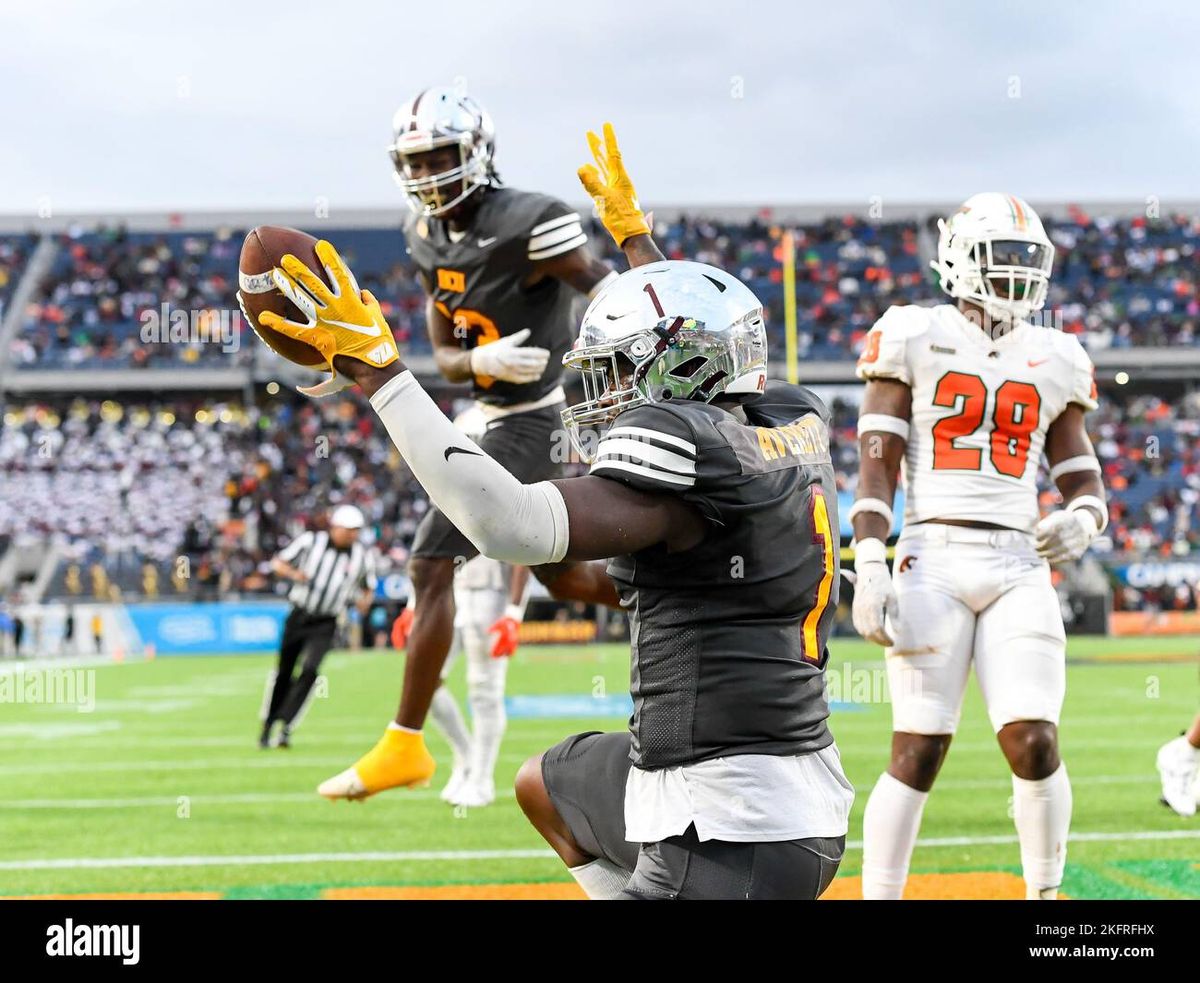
[451,779,496,808]
[440,764,471,804]
[1156,736,1198,817]
[317,767,370,801]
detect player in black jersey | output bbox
[265,124,852,898]
[318,87,614,800]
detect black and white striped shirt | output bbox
[276,531,378,618]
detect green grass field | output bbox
[1,634,1197,899]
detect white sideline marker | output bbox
[3,829,1199,871]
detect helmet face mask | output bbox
[561,261,768,464]
[965,236,1052,315]
[932,193,1055,329]
[388,88,495,217]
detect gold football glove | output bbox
[258,240,400,385]
[578,122,651,247]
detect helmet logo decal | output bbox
[643,281,666,317]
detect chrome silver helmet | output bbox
[387,86,496,217]
[562,260,768,463]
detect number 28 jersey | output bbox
[856,304,1098,533]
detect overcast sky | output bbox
[1,0,1196,214]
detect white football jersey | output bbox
[856,304,1098,532]
[455,554,506,592]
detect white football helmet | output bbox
[388,86,496,216]
[561,260,768,463]
[931,192,1054,327]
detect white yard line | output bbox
[0,789,517,808]
[872,828,1200,849]
[2,828,1198,871]
[0,756,366,775]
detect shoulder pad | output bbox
[748,381,831,426]
[856,305,932,384]
[509,189,587,261]
[589,402,702,492]
[1055,331,1098,411]
[874,303,935,340]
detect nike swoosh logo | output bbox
[444,446,484,461]
[1027,358,1049,367]
[326,318,382,338]
[477,236,498,248]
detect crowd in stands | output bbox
[1046,209,1199,350]
[0,234,37,321]
[1090,389,1200,612]
[9,227,249,369]
[0,399,242,595]
[4,207,1197,370]
[1089,390,1200,560]
[2,383,1192,610]
[0,390,462,602]
[590,214,933,360]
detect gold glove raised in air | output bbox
[577,122,651,247]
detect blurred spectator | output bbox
[8,210,1197,369]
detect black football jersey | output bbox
[590,381,840,769]
[402,187,587,406]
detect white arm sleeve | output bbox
[370,371,570,565]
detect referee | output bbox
[260,505,379,748]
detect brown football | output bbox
[237,225,330,368]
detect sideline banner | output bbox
[1110,610,1200,637]
[123,602,290,655]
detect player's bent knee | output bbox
[998,721,1060,780]
[514,753,549,820]
[889,732,952,792]
[514,752,593,867]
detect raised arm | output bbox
[361,365,703,562]
[577,122,665,269]
[257,241,705,574]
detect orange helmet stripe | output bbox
[1008,195,1028,231]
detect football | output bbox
[238,225,330,367]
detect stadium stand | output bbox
[0,234,37,320]
[3,209,1198,371]
[0,205,1195,616]
[2,381,1190,608]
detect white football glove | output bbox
[470,328,550,384]
[851,539,899,647]
[1034,508,1099,565]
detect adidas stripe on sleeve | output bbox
[590,412,699,491]
[528,211,588,261]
